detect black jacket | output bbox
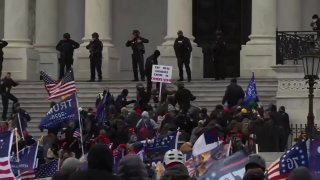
[126,37,149,54]
[145,54,158,76]
[86,39,103,59]
[175,88,196,107]
[222,83,245,107]
[0,40,8,59]
[174,36,192,60]
[68,169,121,180]
[115,94,135,113]
[0,77,18,94]
[56,39,80,64]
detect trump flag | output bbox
[40,93,79,129]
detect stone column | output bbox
[277,0,302,31]
[163,0,193,45]
[3,0,39,80]
[34,0,59,79]
[240,0,277,77]
[74,0,120,80]
[158,0,203,80]
[4,0,31,46]
[83,0,112,46]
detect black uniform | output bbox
[174,36,192,81]
[175,87,196,114]
[145,53,160,94]
[86,39,103,81]
[0,40,8,78]
[56,39,80,79]
[222,83,245,108]
[0,77,18,120]
[212,37,226,80]
[126,37,149,81]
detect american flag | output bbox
[40,70,76,100]
[267,141,308,180]
[35,159,58,178]
[73,128,81,138]
[18,170,36,180]
[0,131,15,180]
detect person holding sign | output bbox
[126,30,149,82]
[145,50,160,94]
[174,30,192,82]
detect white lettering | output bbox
[232,168,245,178]
[60,102,67,110]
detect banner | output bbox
[10,143,38,175]
[200,150,248,180]
[310,139,320,179]
[186,143,228,177]
[40,93,79,129]
[151,65,173,83]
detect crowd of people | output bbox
[0,74,298,179]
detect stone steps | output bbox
[3,79,277,139]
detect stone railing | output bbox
[276,31,319,65]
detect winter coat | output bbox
[145,54,158,76]
[0,77,18,94]
[56,39,80,64]
[174,36,192,61]
[86,39,103,59]
[0,40,8,59]
[161,164,195,180]
[118,154,149,180]
[222,83,245,108]
[126,37,149,54]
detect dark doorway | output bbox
[193,0,252,78]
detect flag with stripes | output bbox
[73,128,81,138]
[18,170,36,180]
[267,141,308,180]
[0,131,15,180]
[35,159,58,178]
[40,70,76,100]
[10,143,38,178]
[199,150,248,180]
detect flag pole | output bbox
[17,113,25,141]
[15,128,20,177]
[175,127,180,150]
[75,93,85,156]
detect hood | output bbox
[118,155,149,180]
[87,144,113,172]
[141,111,149,119]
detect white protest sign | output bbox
[151,65,173,83]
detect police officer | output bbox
[86,32,103,82]
[0,72,18,120]
[0,40,8,79]
[126,30,149,81]
[145,50,160,94]
[56,33,80,79]
[174,30,192,82]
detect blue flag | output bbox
[40,93,79,129]
[200,150,248,180]
[95,91,109,123]
[10,143,38,176]
[145,133,177,163]
[267,141,309,180]
[310,139,320,179]
[35,159,58,178]
[243,73,259,107]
